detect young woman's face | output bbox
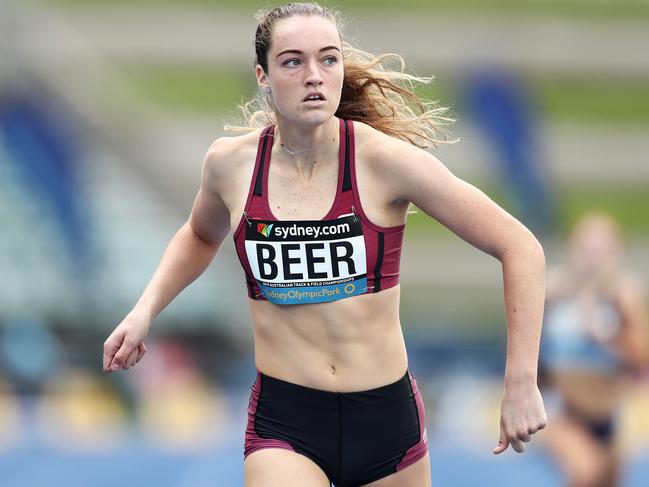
[568,217,621,276]
[257,15,344,126]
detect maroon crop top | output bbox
[232,118,405,305]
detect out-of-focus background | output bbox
[1,0,648,485]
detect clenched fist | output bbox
[103,311,151,373]
[493,380,547,454]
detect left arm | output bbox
[375,135,547,453]
[615,276,649,374]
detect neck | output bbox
[274,116,338,162]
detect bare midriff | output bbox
[550,371,622,419]
[248,284,408,392]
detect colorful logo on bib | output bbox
[257,223,274,238]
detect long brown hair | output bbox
[226,2,456,150]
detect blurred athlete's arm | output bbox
[103,138,232,373]
[616,276,649,374]
[373,132,547,454]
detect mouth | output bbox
[303,92,326,103]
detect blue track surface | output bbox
[2,425,648,486]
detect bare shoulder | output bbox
[616,271,648,302]
[352,120,452,203]
[190,128,264,240]
[352,120,430,168]
[201,129,262,194]
[351,121,540,258]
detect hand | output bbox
[103,311,151,373]
[493,380,547,454]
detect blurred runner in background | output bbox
[541,212,649,487]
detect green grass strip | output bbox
[532,78,649,126]
[117,66,257,113]
[46,0,649,21]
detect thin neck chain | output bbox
[276,121,336,157]
[280,143,318,157]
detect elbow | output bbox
[522,227,545,266]
[500,225,546,268]
[528,233,546,267]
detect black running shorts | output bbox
[244,369,428,486]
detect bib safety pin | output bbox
[351,205,358,222]
[243,210,252,226]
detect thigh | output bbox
[600,443,623,487]
[360,454,431,487]
[542,415,608,486]
[244,448,331,487]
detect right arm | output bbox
[103,139,232,372]
[615,275,649,374]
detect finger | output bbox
[136,343,147,363]
[492,432,509,455]
[527,419,547,436]
[510,437,526,453]
[103,331,124,372]
[124,348,139,369]
[110,340,136,371]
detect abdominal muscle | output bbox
[248,284,409,392]
[550,370,623,419]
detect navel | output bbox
[330,364,337,375]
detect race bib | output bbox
[244,215,367,304]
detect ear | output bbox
[255,65,270,91]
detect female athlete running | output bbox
[103,3,547,486]
[541,213,648,487]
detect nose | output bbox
[304,60,324,87]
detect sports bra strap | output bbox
[253,125,275,197]
[342,119,353,192]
